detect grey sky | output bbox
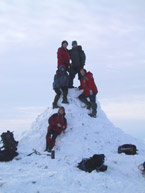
[0,0,145,139]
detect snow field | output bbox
[0,88,145,193]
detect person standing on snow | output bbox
[52,65,69,109]
[69,41,86,88]
[57,40,71,71]
[45,107,67,152]
[78,68,98,118]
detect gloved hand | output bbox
[64,61,71,72]
[57,123,61,127]
[67,64,71,70]
[89,90,93,95]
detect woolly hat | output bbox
[59,65,66,70]
[61,40,68,46]
[72,40,77,46]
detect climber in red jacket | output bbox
[45,106,67,152]
[57,40,70,70]
[78,69,98,118]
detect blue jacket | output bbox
[53,70,69,89]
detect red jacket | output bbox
[57,47,70,68]
[48,113,67,134]
[79,71,98,96]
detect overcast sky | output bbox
[0,0,145,139]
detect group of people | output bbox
[52,40,86,108]
[45,40,98,152]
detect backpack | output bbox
[118,144,137,155]
[0,150,18,162]
[77,154,107,173]
[0,131,18,153]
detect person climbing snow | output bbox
[57,40,70,71]
[52,65,69,109]
[69,41,86,88]
[45,107,67,152]
[78,68,98,118]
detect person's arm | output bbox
[87,74,98,95]
[48,114,58,127]
[80,50,86,67]
[57,48,64,67]
[62,118,67,132]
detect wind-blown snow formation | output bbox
[0,88,145,193]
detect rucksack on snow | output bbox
[77,154,107,173]
[118,144,137,155]
[0,131,19,161]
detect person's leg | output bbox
[52,88,61,108]
[45,129,53,151]
[69,67,77,88]
[62,87,68,104]
[78,94,91,109]
[51,130,59,150]
[77,67,82,81]
[88,93,97,117]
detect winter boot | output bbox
[62,90,69,104]
[81,98,91,110]
[53,103,60,109]
[52,94,60,109]
[88,102,97,118]
[45,141,52,152]
[45,146,51,152]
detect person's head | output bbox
[72,40,77,47]
[58,106,65,115]
[80,68,87,76]
[59,65,66,72]
[61,40,68,48]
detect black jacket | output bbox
[69,46,86,68]
[53,70,69,89]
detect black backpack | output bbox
[1,131,18,153]
[118,144,137,155]
[0,131,18,161]
[77,154,107,173]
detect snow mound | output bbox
[19,88,144,156]
[1,88,145,193]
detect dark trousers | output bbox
[54,87,68,96]
[78,93,97,115]
[69,66,82,87]
[78,93,96,103]
[53,87,68,105]
[46,129,59,150]
[54,87,68,98]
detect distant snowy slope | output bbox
[1,88,145,193]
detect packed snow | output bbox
[0,88,145,193]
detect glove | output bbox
[89,90,93,95]
[57,123,61,127]
[67,65,71,72]
[64,61,71,72]
[67,64,71,69]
